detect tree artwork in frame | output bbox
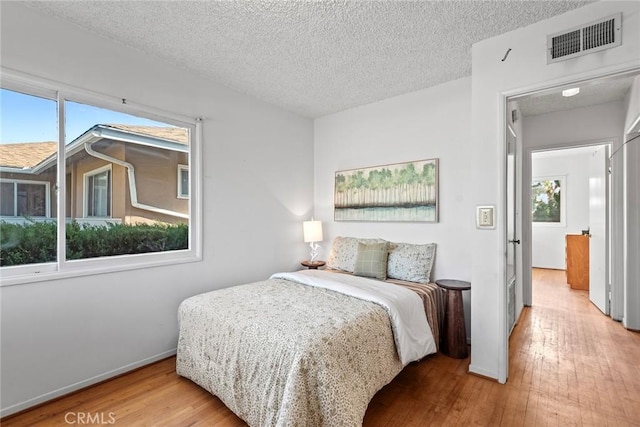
[334,158,438,222]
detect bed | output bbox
[176,237,441,426]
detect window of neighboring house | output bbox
[85,166,111,217]
[0,180,50,217]
[178,164,189,198]
[0,182,13,216]
[1,72,201,285]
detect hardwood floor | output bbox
[3,268,639,426]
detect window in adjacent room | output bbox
[531,176,565,225]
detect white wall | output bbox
[623,75,640,132]
[314,77,474,340]
[524,100,625,319]
[471,1,639,381]
[530,149,591,269]
[524,101,626,149]
[525,100,626,269]
[0,3,314,416]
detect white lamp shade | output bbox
[303,220,323,243]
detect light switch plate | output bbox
[476,205,495,229]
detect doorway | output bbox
[505,69,639,343]
[530,144,610,314]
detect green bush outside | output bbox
[0,220,188,266]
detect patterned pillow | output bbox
[353,242,390,280]
[387,242,436,284]
[326,236,387,272]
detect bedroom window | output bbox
[0,87,58,269]
[1,71,202,285]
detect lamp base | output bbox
[308,242,320,263]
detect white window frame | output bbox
[0,69,203,286]
[0,178,51,218]
[177,164,189,199]
[83,165,112,218]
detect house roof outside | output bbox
[0,125,188,172]
[103,124,188,144]
[0,141,57,169]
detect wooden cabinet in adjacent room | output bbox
[565,234,589,290]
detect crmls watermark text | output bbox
[64,412,116,425]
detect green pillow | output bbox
[353,242,390,280]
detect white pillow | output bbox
[326,236,387,272]
[387,242,436,284]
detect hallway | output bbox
[506,268,640,424]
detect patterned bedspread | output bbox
[176,273,436,426]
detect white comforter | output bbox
[271,270,436,365]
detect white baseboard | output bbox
[0,348,177,418]
[468,364,498,381]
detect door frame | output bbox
[499,67,637,383]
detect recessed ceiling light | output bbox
[562,87,580,97]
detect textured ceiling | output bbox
[24,0,593,118]
[515,73,636,117]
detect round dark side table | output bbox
[301,260,325,269]
[435,279,471,359]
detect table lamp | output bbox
[303,219,323,263]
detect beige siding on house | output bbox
[65,173,72,218]
[123,143,188,225]
[2,138,188,225]
[69,142,126,220]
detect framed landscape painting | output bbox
[334,158,438,222]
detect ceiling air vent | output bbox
[547,13,621,64]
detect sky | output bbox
[1,88,169,144]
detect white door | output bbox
[506,126,518,334]
[588,145,608,314]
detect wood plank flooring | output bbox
[3,268,639,426]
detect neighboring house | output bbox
[0,124,189,225]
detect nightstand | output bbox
[301,260,325,269]
[435,279,471,359]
